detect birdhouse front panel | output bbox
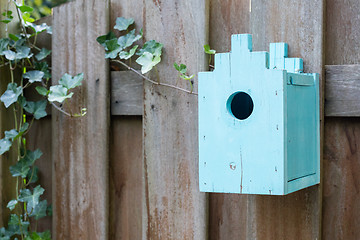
[198,34,320,195]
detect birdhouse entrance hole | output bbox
[227,92,254,120]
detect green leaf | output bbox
[204,44,216,54]
[114,17,134,31]
[18,185,44,211]
[59,73,83,90]
[137,40,163,57]
[15,46,32,59]
[48,85,73,103]
[22,12,35,23]
[25,22,49,34]
[8,34,19,41]
[27,166,38,183]
[0,38,9,55]
[0,138,11,155]
[0,83,22,108]
[10,158,30,178]
[104,39,122,59]
[3,50,15,60]
[96,31,117,48]
[0,10,13,24]
[24,100,47,119]
[174,62,187,74]
[17,5,33,13]
[29,200,47,220]
[23,70,44,83]
[35,62,51,79]
[8,214,29,235]
[136,52,161,74]
[119,45,138,60]
[117,29,141,49]
[4,129,18,141]
[19,122,29,134]
[22,149,43,166]
[7,200,18,211]
[35,86,48,96]
[180,74,195,80]
[35,48,51,61]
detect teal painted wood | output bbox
[198,34,320,195]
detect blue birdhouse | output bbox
[198,34,320,195]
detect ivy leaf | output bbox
[10,158,30,178]
[174,62,187,74]
[0,139,11,155]
[6,200,18,211]
[136,52,161,74]
[204,44,216,54]
[23,70,44,83]
[35,86,48,96]
[0,10,13,24]
[16,46,32,59]
[137,40,163,57]
[0,38,9,55]
[30,231,51,240]
[104,39,122,59]
[29,200,47,220]
[114,17,134,31]
[180,74,195,80]
[18,185,44,211]
[0,83,22,108]
[8,214,29,235]
[3,50,15,60]
[35,62,51,79]
[22,149,43,166]
[8,34,19,41]
[35,48,51,61]
[119,45,138,60]
[23,100,47,119]
[48,85,73,103]
[17,5,33,13]
[22,12,35,23]
[118,29,141,49]
[59,73,83,90]
[27,166,39,183]
[96,31,117,48]
[25,22,49,34]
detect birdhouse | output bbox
[198,34,320,195]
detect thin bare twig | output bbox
[112,59,198,96]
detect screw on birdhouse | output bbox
[230,162,236,170]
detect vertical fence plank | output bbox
[52,0,110,239]
[108,2,146,239]
[323,0,360,239]
[143,0,209,239]
[110,116,143,239]
[0,0,19,226]
[209,0,324,239]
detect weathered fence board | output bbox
[52,1,110,239]
[111,71,143,116]
[0,0,20,226]
[110,117,143,239]
[325,65,360,117]
[209,0,324,239]
[323,0,360,239]
[142,0,209,239]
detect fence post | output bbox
[51,0,110,239]
[142,0,209,239]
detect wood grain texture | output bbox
[325,65,360,117]
[0,0,20,226]
[323,118,360,240]
[26,118,52,232]
[111,71,143,116]
[323,0,360,239]
[109,116,143,240]
[142,0,209,239]
[209,0,324,239]
[52,1,110,239]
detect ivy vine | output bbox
[0,1,84,239]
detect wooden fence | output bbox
[1,0,360,239]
